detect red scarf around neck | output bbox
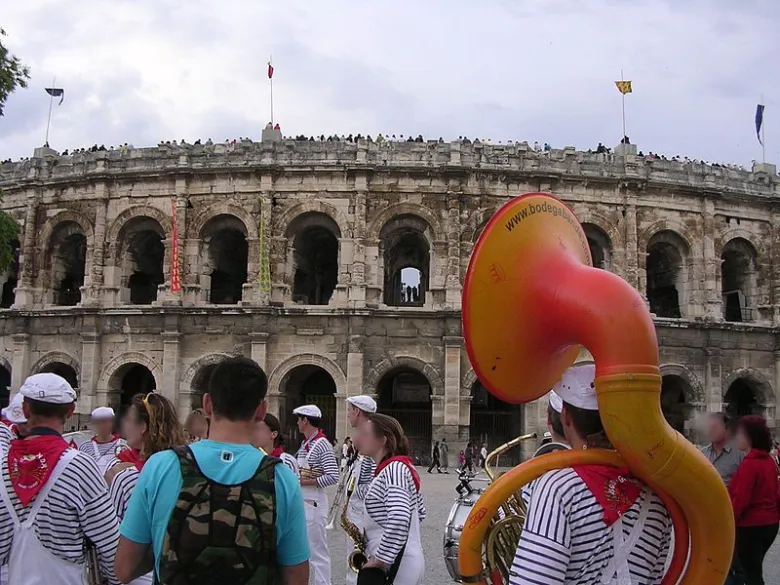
[7,435,69,506]
[303,430,326,452]
[573,465,643,526]
[92,433,121,444]
[375,456,421,492]
[271,446,285,458]
[117,447,144,471]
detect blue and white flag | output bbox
[755,103,765,145]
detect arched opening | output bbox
[0,364,10,409]
[39,362,79,391]
[377,367,432,461]
[582,223,612,270]
[48,222,87,306]
[724,377,764,420]
[117,217,165,305]
[380,215,431,307]
[660,375,692,437]
[108,363,157,416]
[469,380,523,465]
[721,238,758,323]
[201,215,248,304]
[0,239,20,308]
[646,231,689,318]
[281,365,337,450]
[285,212,340,305]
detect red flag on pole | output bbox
[170,198,181,293]
[268,62,274,79]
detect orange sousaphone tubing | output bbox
[459,192,733,585]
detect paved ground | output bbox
[321,468,780,585]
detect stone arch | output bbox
[378,213,436,307]
[718,235,762,322]
[581,222,614,271]
[0,355,11,375]
[198,213,250,304]
[181,352,235,389]
[30,351,81,383]
[38,210,95,255]
[638,220,695,255]
[189,201,257,240]
[643,228,693,319]
[181,352,236,410]
[723,368,773,407]
[106,205,173,246]
[368,203,443,243]
[97,351,163,392]
[364,355,444,396]
[460,207,498,244]
[714,228,764,259]
[274,201,349,240]
[41,214,92,306]
[461,368,479,396]
[577,211,624,250]
[659,363,704,404]
[269,353,347,396]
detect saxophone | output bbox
[84,539,104,585]
[341,474,368,573]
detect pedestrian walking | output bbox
[427,440,441,473]
[440,437,450,473]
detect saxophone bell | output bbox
[348,550,368,572]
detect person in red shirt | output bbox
[728,415,780,585]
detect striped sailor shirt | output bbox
[364,461,427,566]
[296,436,339,488]
[0,448,120,583]
[109,465,140,520]
[79,436,128,460]
[353,455,377,501]
[510,468,671,585]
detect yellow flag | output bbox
[615,80,632,95]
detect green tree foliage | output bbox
[0,212,19,275]
[0,28,30,117]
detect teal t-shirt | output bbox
[120,440,310,576]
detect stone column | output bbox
[161,332,182,414]
[14,196,39,307]
[250,332,278,415]
[80,332,102,415]
[624,203,640,291]
[87,183,108,306]
[349,190,367,307]
[772,210,780,326]
[441,336,462,441]
[343,333,365,440]
[445,195,462,307]
[704,347,723,412]
[701,198,722,320]
[10,334,30,393]
[257,196,273,306]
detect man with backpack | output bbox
[115,357,310,584]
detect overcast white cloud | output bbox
[1,0,779,165]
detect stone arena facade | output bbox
[0,138,778,460]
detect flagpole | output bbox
[269,55,274,126]
[44,76,56,147]
[761,94,766,163]
[620,69,627,142]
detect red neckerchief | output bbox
[7,435,69,506]
[375,456,421,492]
[573,465,642,527]
[117,448,144,471]
[303,430,326,452]
[271,446,285,457]
[92,433,121,444]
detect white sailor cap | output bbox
[19,373,77,405]
[543,431,552,440]
[293,404,322,418]
[91,406,116,420]
[547,390,563,414]
[552,362,599,411]
[346,395,377,413]
[3,393,26,424]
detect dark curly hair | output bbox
[737,415,773,452]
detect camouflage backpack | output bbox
[158,445,280,585]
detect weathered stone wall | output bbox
[0,140,777,456]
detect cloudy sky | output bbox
[2,1,779,165]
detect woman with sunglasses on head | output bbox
[105,393,189,584]
[253,412,300,477]
[356,412,426,585]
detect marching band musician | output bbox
[2,393,29,439]
[344,394,378,585]
[294,404,340,585]
[510,362,673,585]
[79,406,128,474]
[254,412,300,476]
[184,408,210,442]
[0,373,120,585]
[105,392,189,585]
[357,412,426,585]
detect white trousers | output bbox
[305,501,331,585]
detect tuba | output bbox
[341,474,368,572]
[481,433,536,584]
[458,193,733,585]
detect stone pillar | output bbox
[257,196,272,305]
[349,190,367,307]
[10,334,30,392]
[79,316,102,414]
[704,347,723,412]
[14,196,39,307]
[624,203,640,291]
[441,337,461,441]
[343,334,365,440]
[161,332,182,414]
[445,195,462,307]
[772,210,780,326]
[250,332,277,414]
[87,184,108,306]
[701,198,722,320]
